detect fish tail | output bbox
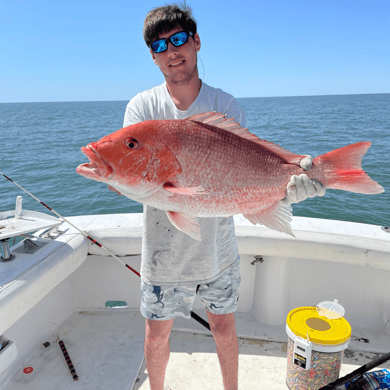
[314,142,384,194]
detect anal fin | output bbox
[243,201,295,237]
[166,211,201,241]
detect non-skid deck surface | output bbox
[5,310,145,390]
[134,332,390,390]
[5,310,390,390]
[134,332,290,389]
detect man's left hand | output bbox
[284,156,326,204]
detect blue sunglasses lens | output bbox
[171,31,189,46]
[151,31,191,53]
[151,39,167,53]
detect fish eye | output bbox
[126,138,139,149]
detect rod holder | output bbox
[15,196,23,219]
[0,239,14,262]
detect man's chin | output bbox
[165,66,199,85]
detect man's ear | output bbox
[150,49,158,65]
[194,33,201,52]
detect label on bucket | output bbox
[293,337,312,370]
[294,353,307,369]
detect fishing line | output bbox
[0,172,140,276]
[198,54,205,81]
[0,171,211,331]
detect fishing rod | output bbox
[318,350,390,389]
[0,171,211,331]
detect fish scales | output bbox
[162,120,294,217]
[76,112,384,240]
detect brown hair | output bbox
[143,2,197,47]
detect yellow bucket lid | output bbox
[286,306,351,345]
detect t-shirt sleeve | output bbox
[224,98,247,128]
[206,85,247,128]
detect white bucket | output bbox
[286,306,351,389]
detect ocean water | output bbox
[1,94,389,228]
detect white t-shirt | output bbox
[123,81,246,286]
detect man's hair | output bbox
[143,2,197,48]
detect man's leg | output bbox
[144,318,174,390]
[207,312,239,390]
[197,259,241,390]
[141,281,198,389]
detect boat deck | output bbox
[4,309,390,390]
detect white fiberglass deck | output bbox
[1,211,390,389]
[3,309,390,390]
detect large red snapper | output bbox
[76,112,384,241]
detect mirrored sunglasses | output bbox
[150,31,194,54]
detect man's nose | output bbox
[166,42,179,55]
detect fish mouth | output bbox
[76,143,114,181]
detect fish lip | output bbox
[77,144,114,180]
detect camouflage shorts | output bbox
[140,260,241,320]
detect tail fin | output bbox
[314,142,384,194]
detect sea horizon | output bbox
[1,92,389,105]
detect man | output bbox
[121,4,325,390]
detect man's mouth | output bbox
[170,60,184,67]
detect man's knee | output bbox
[207,313,237,340]
[145,319,174,346]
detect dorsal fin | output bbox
[186,111,304,165]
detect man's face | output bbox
[150,27,201,85]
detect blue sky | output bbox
[1,0,389,102]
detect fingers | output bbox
[285,174,326,204]
[312,179,326,197]
[300,174,316,198]
[286,175,300,204]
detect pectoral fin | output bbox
[163,183,208,196]
[243,201,295,237]
[166,211,201,241]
